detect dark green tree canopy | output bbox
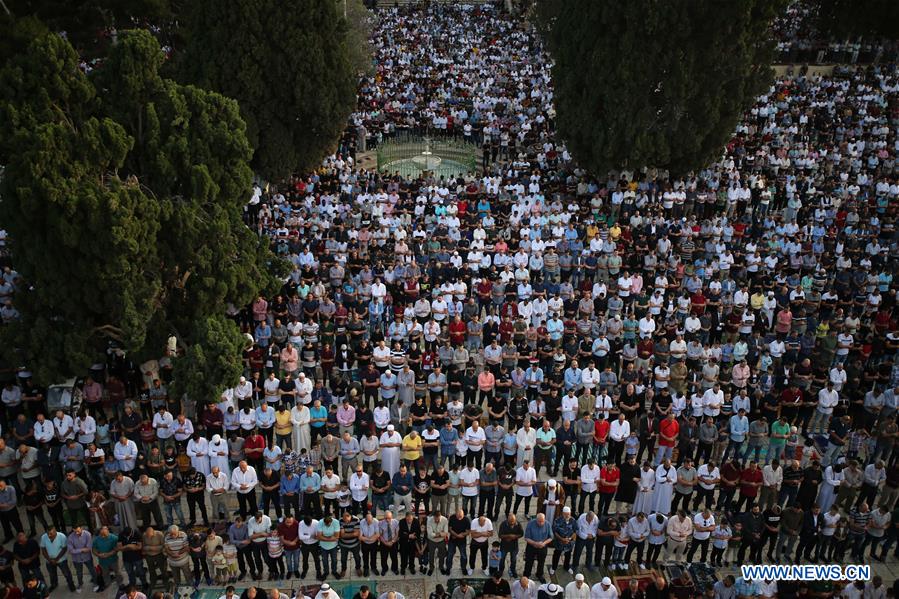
[1,0,176,58]
[0,29,279,401]
[815,0,899,41]
[538,0,785,175]
[176,0,357,180]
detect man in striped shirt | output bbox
[339,511,362,577]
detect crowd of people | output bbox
[0,2,898,599]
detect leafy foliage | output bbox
[1,0,176,57]
[176,0,358,180]
[0,30,279,402]
[537,0,785,175]
[815,0,899,41]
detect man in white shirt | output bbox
[53,409,75,442]
[810,381,840,434]
[231,461,259,517]
[569,510,598,572]
[247,510,273,575]
[113,436,138,472]
[459,464,481,517]
[464,422,487,469]
[34,414,55,444]
[761,460,783,511]
[234,377,254,403]
[469,514,494,576]
[581,366,600,392]
[565,573,590,599]
[205,466,230,521]
[590,576,618,599]
[152,406,174,445]
[513,461,537,515]
[609,414,630,465]
[238,407,257,432]
[349,465,370,514]
[702,385,724,418]
[579,460,601,514]
[666,511,693,562]
[695,461,720,511]
[686,508,715,562]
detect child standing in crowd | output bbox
[222,537,239,583]
[211,546,230,585]
[711,518,732,567]
[610,527,630,571]
[488,540,502,575]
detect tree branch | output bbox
[92,324,125,342]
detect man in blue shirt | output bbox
[391,465,414,514]
[525,364,544,402]
[439,421,459,467]
[723,408,749,464]
[299,465,321,518]
[280,470,301,517]
[563,362,582,393]
[523,512,553,581]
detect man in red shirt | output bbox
[597,462,620,514]
[278,515,301,578]
[593,414,610,464]
[243,430,266,472]
[690,292,707,315]
[735,460,763,512]
[656,413,679,464]
[779,383,803,424]
[448,315,467,346]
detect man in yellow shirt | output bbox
[401,429,423,469]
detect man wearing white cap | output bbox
[379,424,402,477]
[209,434,230,472]
[234,376,253,403]
[314,583,341,599]
[565,573,591,599]
[590,577,619,599]
[538,479,564,523]
[537,582,563,599]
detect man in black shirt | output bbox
[398,511,421,575]
[497,513,523,578]
[184,467,210,526]
[362,365,381,406]
[118,527,148,589]
[259,467,282,519]
[483,570,511,597]
[552,420,576,476]
[495,464,516,520]
[429,464,450,516]
[120,406,142,444]
[561,457,581,512]
[595,516,619,566]
[278,374,296,405]
[447,508,471,576]
[370,466,391,516]
[12,532,41,586]
[738,504,764,564]
[413,468,431,515]
[761,505,781,561]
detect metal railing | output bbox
[376,132,480,178]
